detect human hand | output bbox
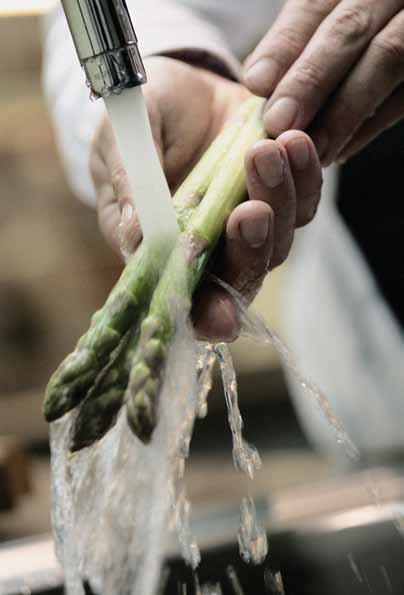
[90,57,322,341]
[244,0,404,165]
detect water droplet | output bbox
[238,497,268,565]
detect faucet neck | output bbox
[61,0,146,98]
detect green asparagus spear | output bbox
[126,96,266,442]
[70,328,139,451]
[43,241,166,422]
[43,97,254,426]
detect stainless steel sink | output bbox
[2,467,404,595]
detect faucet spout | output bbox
[61,0,147,98]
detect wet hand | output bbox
[90,57,322,342]
[244,0,404,164]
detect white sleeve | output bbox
[41,2,241,206]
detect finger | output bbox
[192,284,241,343]
[192,201,274,342]
[89,145,121,256]
[337,84,404,162]
[118,203,143,258]
[244,0,339,96]
[91,117,143,256]
[220,201,274,296]
[108,137,144,254]
[96,155,142,257]
[245,139,297,269]
[311,9,404,165]
[277,131,323,227]
[263,0,401,138]
[97,193,122,257]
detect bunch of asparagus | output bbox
[43,96,266,450]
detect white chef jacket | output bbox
[42,1,404,458]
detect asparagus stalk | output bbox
[70,328,139,451]
[43,99,254,426]
[43,241,166,422]
[172,97,257,230]
[126,97,266,442]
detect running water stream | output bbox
[214,277,360,462]
[104,87,178,253]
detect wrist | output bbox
[147,48,240,82]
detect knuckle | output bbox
[275,26,308,64]
[338,94,365,120]
[111,165,129,192]
[327,96,365,135]
[89,153,98,181]
[302,0,330,16]
[293,59,325,92]
[372,34,404,65]
[294,0,336,24]
[332,6,372,43]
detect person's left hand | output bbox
[243,0,404,165]
[90,57,323,342]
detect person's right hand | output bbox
[243,0,404,165]
[90,57,322,341]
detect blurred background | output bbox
[0,1,124,535]
[1,4,404,595]
[0,0,330,542]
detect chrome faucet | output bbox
[61,0,147,98]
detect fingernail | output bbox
[254,146,285,188]
[264,97,299,137]
[240,213,270,248]
[244,57,279,94]
[287,138,310,171]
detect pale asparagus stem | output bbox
[43,99,255,426]
[126,97,266,442]
[172,98,257,229]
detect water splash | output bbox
[214,344,261,479]
[214,344,267,565]
[238,497,268,566]
[50,265,364,593]
[348,552,364,583]
[264,569,285,595]
[226,566,245,595]
[200,584,222,595]
[213,276,360,462]
[194,575,223,595]
[173,483,201,570]
[380,565,393,593]
[50,304,199,595]
[196,344,216,419]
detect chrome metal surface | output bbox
[61,0,146,97]
[2,469,404,594]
